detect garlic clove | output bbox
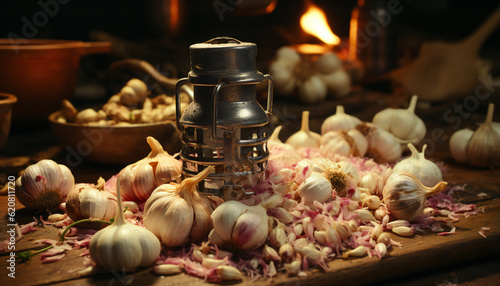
[286,111,321,149]
[153,264,183,276]
[374,243,387,259]
[342,245,368,259]
[216,265,243,281]
[391,226,414,236]
[321,105,361,135]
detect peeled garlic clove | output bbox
[353,209,377,222]
[286,111,321,149]
[342,246,368,259]
[216,265,243,281]
[362,195,381,210]
[321,105,362,135]
[374,243,387,259]
[297,174,333,205]
[466,103,500,167]
[449,128,474,163]
[393,143,443,187]
[153,264,183,276]
[377,232,391,246]
[391,226,414,236]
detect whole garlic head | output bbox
[66,177,117,224]
[321,105,362,135]
[89,172,161,271]
[449,103,500,168]
[372,95,426,147]
[297,173,333,204]
[357,122,402,163]
[321,129,368,158]
[118,136,182,202]
[382,171,447,222]
[285,111,321,149]
[143,166,215,247]
[393,143,442,187]
[15,159,74,211]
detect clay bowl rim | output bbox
[48,110,177,130]
[0,93,18,105]
[0,39,89,51]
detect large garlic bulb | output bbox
[321,105,361,135]
[382,171,447,222]
[321,129,368,158]
[143,166,215,247]
[285,111,321,149]
[357,122,402,163]
[15,159,74,211]
[209,200,270,251]
[89,171,161,271]
[118,136,182,202]
[66,177,117,224]
[393,143,442,187]
[372,95,426,146]
[297,173,333,204]
[449,103,500,168]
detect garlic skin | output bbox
[297,174,333,205]
[143,166,215,247]
[15,159,74,211]
[118,136,182,202]
[393,143,442,187]
[321,129,367,158]
[321,105,362,135]
[89,171,161,272]
[209,200,270,251]
[383,171,447,222]
[66,177,117,223]
[357,122,402,163]
[286,111,321,149]
[450,103,500,168]
[372,95,426,146]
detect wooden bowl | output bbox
[0,39,111,124]
[0,93,17,150]
[48,111,181,165]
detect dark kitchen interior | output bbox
[1,0,499,285]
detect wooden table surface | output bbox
[1,90,499,285]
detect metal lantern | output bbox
[175,37,273,200]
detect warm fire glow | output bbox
[300,4,340,46]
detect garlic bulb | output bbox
[143,166,215,247]
[268,125,295,152]
[15,159,74,211]
[66,177,117,224]
[118,136,182,202]
[89,171,161,271]
[393,143,442,187]
[120,78,149,107]
[321,129,367,158]
[298,75,327,104]
[297,173,333,205]
[285,111,321,149]
[318,69,351,98]
[312,159,359,196]
[209,200,271,251]
[449,103,500,168]
[382,171,447,222]
[372,95,426,146]
[321,105,361,135]
[357,122,402,163]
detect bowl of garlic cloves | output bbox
[49,77,191,165]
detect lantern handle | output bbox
[175,78,189,131]
[264,74,274,114]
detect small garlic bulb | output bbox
[297,173,333,205]
[66,177,117,224]
[120,78,149,107]
[357,122,402,163]
[393,143,442,187]
[209,200,270,251]
[285,111,321,149]
[449,103,500,168]
[298,75,327,104]
[15,159,74,211]
[143,166,215,247]
[321,105,361,135]
[382,171,447,222]
[89,171,161,271]
[321,129,367,158]
[372,95,426,147]
[118,136,182,202]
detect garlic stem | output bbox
[147,136,167,157]
[407,95,418,114]
[407,143,420,158]
[425,181,448,198]
[96,177,105,191]
[177,166,214,195]
[59,218,111,242]
[115,179,126,225]
[270,126,283,142]
[484,103,495,126]
[336,105,345,115]
[301,111,311,132]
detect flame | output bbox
[300,4,340,46]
